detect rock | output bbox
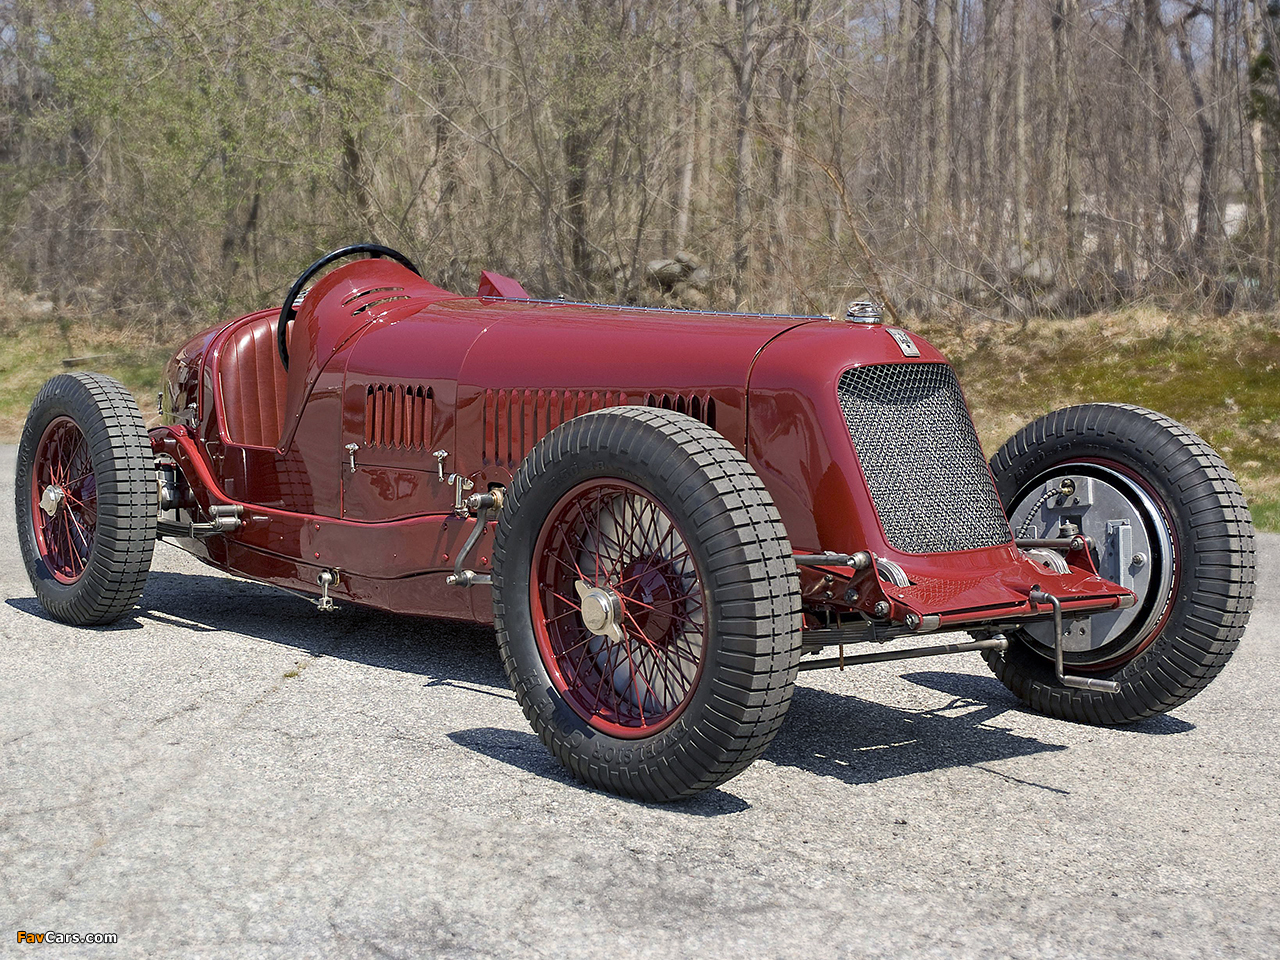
[646,259,686,288]
[1016,256,1056,287]
[1005,294,1033,320]
[679,286,709,309]
[72,285,105,305]
[688,266,711,290]
[674,250,702,269]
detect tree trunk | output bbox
[731,0,758,309]
[1012,0,1028,260]
[1049,1,1079,266]
[1245,0,1273,284]
[1174,9,1218,264]
[980,0,1003,263]
[929,0,953,300]
[1144,0,1181,257]
[675,20,696,252]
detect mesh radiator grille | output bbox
[837,363,1011,554]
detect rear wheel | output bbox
[492,407,801,801]
[15,374,156,625]
[986,404,1254,723]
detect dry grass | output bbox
[922,306,1280,531]
[0,292,170,439]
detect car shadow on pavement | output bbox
[763,669,1193,791]
[7,571,514,694]
[763,676,1069,790]
[7,573,1196,801]
[901,670,1195,736]
[447,726,753,815]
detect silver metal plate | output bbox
[886,328,920,357]
[1008,467,1175,656]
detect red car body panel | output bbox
[152,258,1133,632]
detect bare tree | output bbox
[0,0,1274,326]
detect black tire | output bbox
[15,373,156,625]
[492,406,801,801]
[985,403,1254,724]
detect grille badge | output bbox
[886,328,920,357]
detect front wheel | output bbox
[492,407,802,801]
[986,403,1254,724]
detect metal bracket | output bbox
[1028,589,1121,694]
[316,569,339,612]
[448,472,476,517]
[1106,519,1134,589]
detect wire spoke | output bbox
[536,479,707,731]
[548,590,582,612]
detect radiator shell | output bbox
[836,362,1011,554]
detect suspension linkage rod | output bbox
[798,637,1008,672]
[1028,589,1121,694]
[793,551,871,568]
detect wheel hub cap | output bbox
[574,580,624,644]
[39,484,65,518]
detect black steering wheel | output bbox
[277,243,422,370]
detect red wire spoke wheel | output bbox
[494,407,801,802]
[987,404,1254,724]
[530,479,707,739]
[16,374,155,625]
[30,416,98,583]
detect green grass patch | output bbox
[0,316,171,440]
[925,307,1280,533]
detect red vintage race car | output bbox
[15,244,1256,801]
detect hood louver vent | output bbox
[481,389,719,467]
[365,384,432,450]
[483,389,628,466]
[644,393,716,429]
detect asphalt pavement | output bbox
[2,442,1276,959]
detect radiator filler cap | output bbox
[844,300,884,324]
